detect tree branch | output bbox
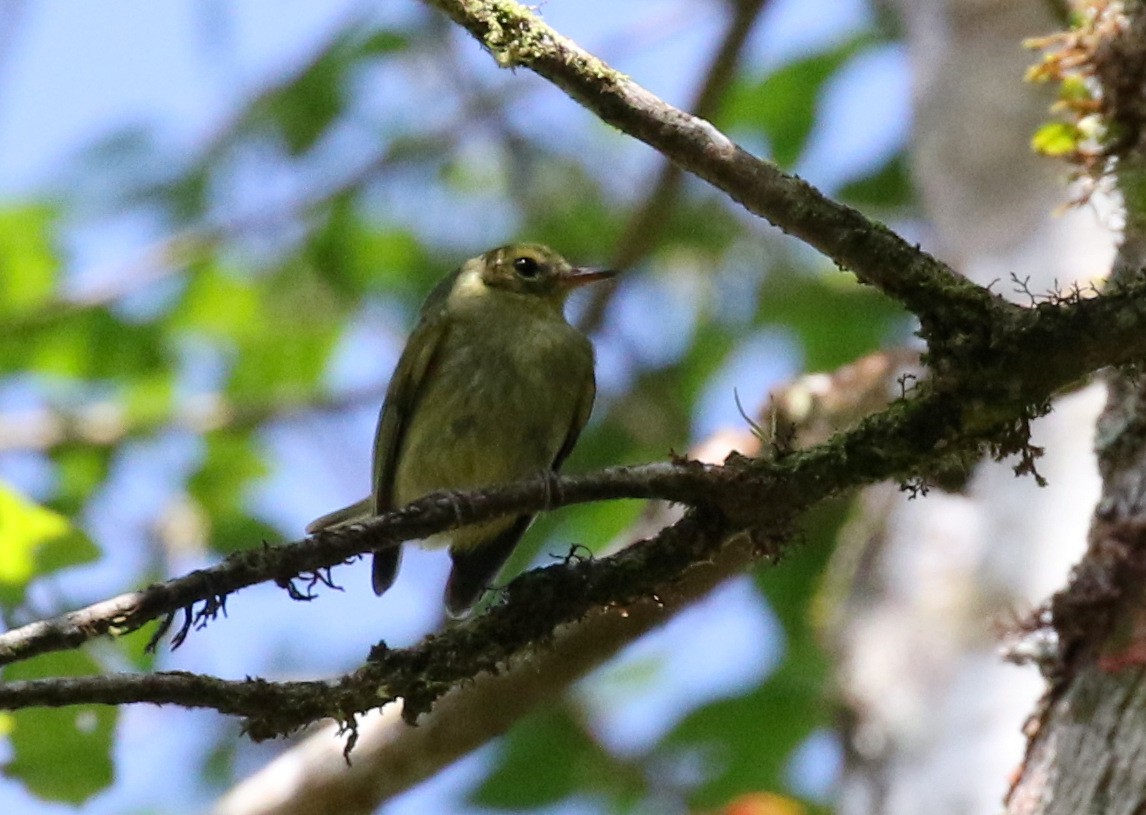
[1009,8,1146,812]
[209,351,918,815]
[0,508,734,741]
[0,459,724,667]
[4,276,1146,736]
[422,0,1015,346]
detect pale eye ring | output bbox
[513,256,541,278]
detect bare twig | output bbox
[0,383,385,454]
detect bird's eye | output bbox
[513,256,541,278]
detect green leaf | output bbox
[472,706,625,809]
[1032,121,1082,157]
[662,194,743,254]
[361,29,409,55]
[839,151,912,209]
[2,650,116,803]
[755,266,909,371]
[1058,75,1091,103]
[251,27,408,155]
[51,446,114,520]
[122,371,176,429]
[306,206,433,299]
[170,261,343,399]
[0,483,99,607]
[225,316,339,399]
[507,498,645,582]
[171,262,262,342]
[664,663,826,807]
[4,308,169,380]
[722,37,874,167]
[187,432,278,552]
[260,54,347,155]
[209,512,281,555]
[188,432,267,519]
[516,158,623,257]
[0,205,59,316]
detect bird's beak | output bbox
[560,266,617,289]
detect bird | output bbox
[307,243,614,615]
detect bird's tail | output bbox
[305,497,372,533]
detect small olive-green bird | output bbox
[307,243,613,615]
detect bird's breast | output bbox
[391,311,593,527]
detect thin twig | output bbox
[0,383,385,454]
[579,0,773,333]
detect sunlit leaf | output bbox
[171,262,263,342]
[1032,121,1082,157]
[122,371,176,428]
[0,206,58,316]
[1058,74,1092,104]
[0,483,99,607]
[723,791,807,815]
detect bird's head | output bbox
[448,244,614,314]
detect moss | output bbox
[473,0,547,68]
[458,0,626,87]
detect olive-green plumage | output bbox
[306,244,612,615]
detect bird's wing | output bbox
[551,366,596,472]
[371,305,452,515]
[306,306,452,534]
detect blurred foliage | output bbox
[473,703,642,809]
[0,485,98,607]
[0,1,915,811]
[0,206,58,316]
[839,152,912,210]
[756,266,910,371]
[248,28,411,156]
[1,651,116,804]
[721,34,881,167]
